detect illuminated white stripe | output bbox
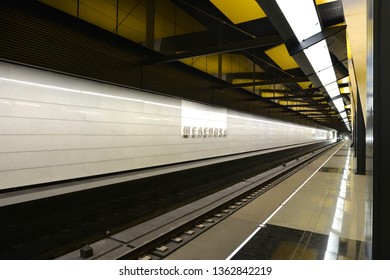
[0,77,181,109]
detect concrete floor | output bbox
[166,141,368,260]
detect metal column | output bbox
[356,89,366,174]
[372,0,390,260]
[146,0,155,50]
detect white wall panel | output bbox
[0,61,335,190]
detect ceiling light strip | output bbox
[275,0,349,130]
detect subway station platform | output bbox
[166,141,369,260]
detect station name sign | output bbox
[181,100,227,138]
[182,126,227,138]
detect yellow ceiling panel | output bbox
[261,93,285,98]
[210,0,266,24]
[339,76,350,84]
[315,0,339,5]
[232,79,260,84]
[265,44,299,70]
[39,0,78,16]
[340,87,351,94]
[298,82,312,89]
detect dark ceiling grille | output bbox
[0,0,143,88]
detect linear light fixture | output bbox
[275,0,321,41]
[333,98,345,113]
[303,40,333,71]
[317,67,338,87]
[275,0,349,130]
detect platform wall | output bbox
[0,61,336,189]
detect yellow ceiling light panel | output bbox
[265,44,299,70]
[210,0,266,24]
[315,0,338,5]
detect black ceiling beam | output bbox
[141,35,283,65]
[260,95,324,100]
[225,67,306,82]
[260,89,296,94]
[263,104,330,109]
[293,109,332,112]
[242,34,322,106]
[259,88,318,94]
[289,25,347,56]
[158,31,218,55]
[279,104,330,108]
[226,71,275,81]
[214,76,309,89]
[311,117,339,120]
[260,88,319,94]
[338,83,349,88]
[317,0,345,28]
[303,112,337,116]
[255,0,298,49]
[330,52,349,78]
[310,115,339,118]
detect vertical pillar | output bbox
[218,53,222,79]
[356,90,366,174]
[218,22,222,80]
[372,0,390,259]
[353,112,357,156]
[146,0,155,49]
[116,0,119,35]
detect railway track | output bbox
[0,141,336,259]
[58,142,338,260]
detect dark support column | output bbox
[372,0,390,259]
[146,0,155,49]
[353,112,357,157]
[116,0,119,35]
[356,90,366,174]
[218,53,222,79]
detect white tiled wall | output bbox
[0,61,335,190]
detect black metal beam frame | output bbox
[226,72,275,81]
[259,95,324,100]
[141,35,283,65]
[225,67,305,81]
[213,76,309,89]
[256,0,349,131]
[372,0,390,260]
[278,104,330,108]
[289,26,347,56]
[330,52,349,78]
[293,109,333,112]
[338,82,349,88]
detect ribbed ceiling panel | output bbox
[0,1,143,88]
